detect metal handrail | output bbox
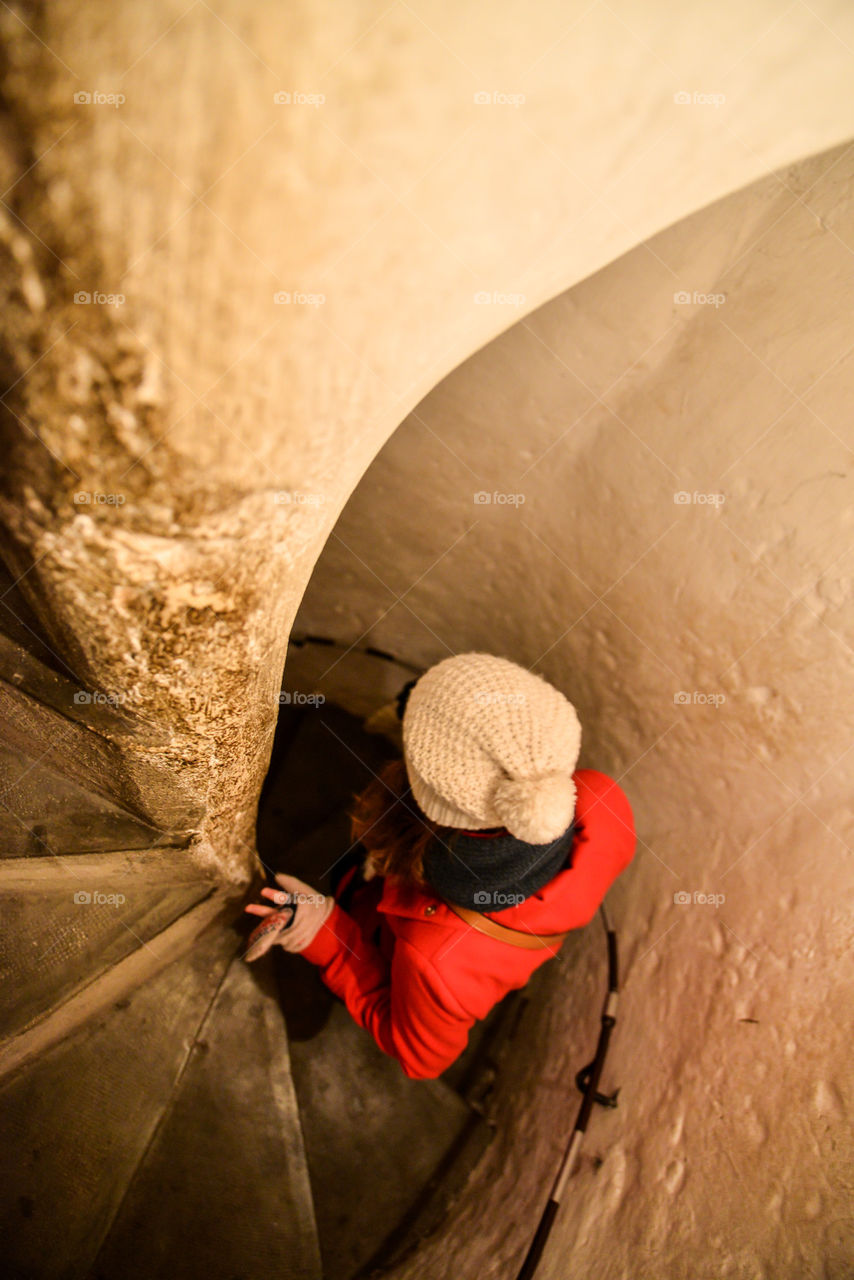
[516,904,620,1280]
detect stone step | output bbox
[0,910,238,1278]
[0,849,216,1044]
[282,969,474,1280]
[0,907,322,1280]
[91,947,322,1280]
[0,739,188,858]
[0,889,235,1081]
[0,631,203,835]
[0,552,73,677]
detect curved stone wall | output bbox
[292,145,854,1278]
[2,1,853,878]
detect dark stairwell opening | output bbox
[255,668,530,1280]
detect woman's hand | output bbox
[244,871,334,961]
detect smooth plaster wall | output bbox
[2,1,854,879]
[290,145,854,1278]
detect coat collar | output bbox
[375,847,578,929]
[376,875,440,921]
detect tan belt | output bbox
[443,899,570,950]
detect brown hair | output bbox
[347,756,457,888]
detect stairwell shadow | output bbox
[252,699,512,1279]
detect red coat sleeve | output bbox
[564,770,636,926]
[300,904,477,1080]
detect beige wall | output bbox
[2,1,854,879]
[292,146,854,1278]
[1,2,852,1274]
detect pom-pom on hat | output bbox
[402,652,581,844]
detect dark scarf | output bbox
[422,815,577,912]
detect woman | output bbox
[245,652,636,1080]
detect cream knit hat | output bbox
[402,652,581,844]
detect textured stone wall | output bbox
[2,0,853,881]
[1,3,852,1276]
[294,146,854,1279]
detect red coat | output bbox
[300,769,635,1079]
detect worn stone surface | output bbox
[0,876,211,1038]
[0,5,852,1276]
[294,148,854,1278]
[2,1,853,881]
[92,949,322,1280]
[0,915,239,1279]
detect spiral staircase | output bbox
[0,567,512,1280]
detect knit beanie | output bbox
[402,652,581,844]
